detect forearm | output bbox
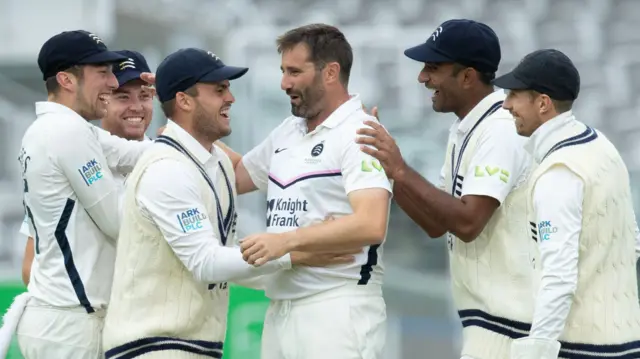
[393,166,472,240]
[529,273,576,340]
[22,238,34,286]
[283,215,385,253]
[85,190,121,240]
[193,245,290,284]
[393,180,447,238]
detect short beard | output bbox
[291,72,325,119]
[193,101,227,143]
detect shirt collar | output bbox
[524,110,575,164]
[35,101,89,126]
[457,90,507,135]
[292,94,362,135]
[165,120,214,164]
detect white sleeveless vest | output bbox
[527,121,640,358]
[444,107,538,359]
[102,126,237,359]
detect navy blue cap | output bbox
[156,48,249,102]
[404,19,501,73]
[37,30,127,81]
[492,49,580,101]
[113,50,151,87]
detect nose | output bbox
[281,75,293,92]
[502,98,512,110]
[418,70,429,84]
[107,73,119,90]
[128,97,143,112]
[225,90,236,104]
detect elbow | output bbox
[455,221,484,243]
[426,227,447,239]
[361,222,387,245]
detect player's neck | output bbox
[306,90,350,132]
[47,94,80,116]
[454,86,496,119]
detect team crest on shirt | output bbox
[177,208,208,233]
[78,158,104,186]
[305,141,325,164]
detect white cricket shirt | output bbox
[526,111,640,340]
[18,135,152,239]
[242,95,393,300]
[19,101,150,312]
[438,90,530,201]
[135,121,291,284]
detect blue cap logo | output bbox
[119,58,136,70]
[206,51,219,61]
[430,26,443,42]
[88,33,103,45]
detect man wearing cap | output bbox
[16,49,155,289]
[101,47,353,358]
[355,19,536,359]
[14,31,152,359]
[101,50,154,145]
[493,49,640,359]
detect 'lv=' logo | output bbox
[474,165,510,183]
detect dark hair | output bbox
[451,63,495,85]
[529,90,573,113]
[276,24,353,86]
[45,65,83,94]
[160,85,199,118]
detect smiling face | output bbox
[280,43,326,119]
[417,62,468,114]
[70,64,119,120]
[503,89,545,137]
[101,79,153,140]
[191,80,235,141]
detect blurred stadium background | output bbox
[0,0,639,358]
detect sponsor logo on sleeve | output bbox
[78,159,104,186]
[538,220,558,241]
[361,159,383,173]
[177,208,209,233]
[474,165,510,183]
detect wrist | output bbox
[276,253,292,269]
[393,162,410,183]
[281,231,299,253]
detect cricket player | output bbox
[17,49,155,287]
[13,31,151,358]
[102,48,355,358]
[213,24,392,359]
[355,20,536,359]
[492,49,640,359]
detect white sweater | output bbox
[103,128,236,359]
[444,108,537,359]
[527,120,640,358]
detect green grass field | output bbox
[0,283,269,359]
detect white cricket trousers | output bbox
[16,298,105,359]
[261,284,386,359]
